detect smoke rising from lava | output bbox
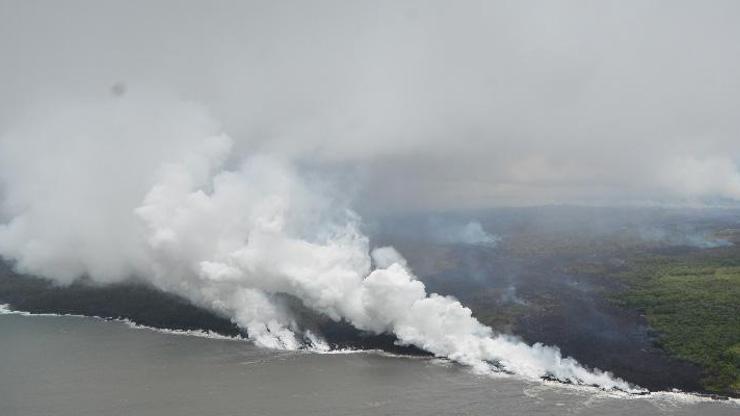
[0,95,633,390]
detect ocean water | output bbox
[0,312,737,416]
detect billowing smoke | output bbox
[430,220,501,247]
[0,92,218,283]
[0,95,633,391]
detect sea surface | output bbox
[1,312,738,416]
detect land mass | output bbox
[1,207,738,397]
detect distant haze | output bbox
[2,1,740,211]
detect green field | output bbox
[612,255,740,395]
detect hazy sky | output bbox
[2,0,740,212]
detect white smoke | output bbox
[0,95,634,391]
[638,227,733,249]
[0,92,218,283]
[431,220,501,247]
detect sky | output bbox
[2,0,740,212]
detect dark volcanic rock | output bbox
[0,264,241,336]
[386,240,708,394]
[0,261,427,356]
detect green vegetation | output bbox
[613,256,740,395]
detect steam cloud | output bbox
[430,220,501,247]
[0,95,633,391]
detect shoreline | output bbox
[2,302,737,404]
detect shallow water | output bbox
[1,313,737,416]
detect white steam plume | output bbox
[0,96,634,391]
[431,220,501,247]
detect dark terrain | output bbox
[0,262,425,356]
[372,206,740,396]
[383,240,704,393]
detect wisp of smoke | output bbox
[0,95,634,391]
[430,220,501,247]
[638,227,733,249]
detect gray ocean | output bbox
[1,312,738,416]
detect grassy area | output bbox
[613,256,740,395]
